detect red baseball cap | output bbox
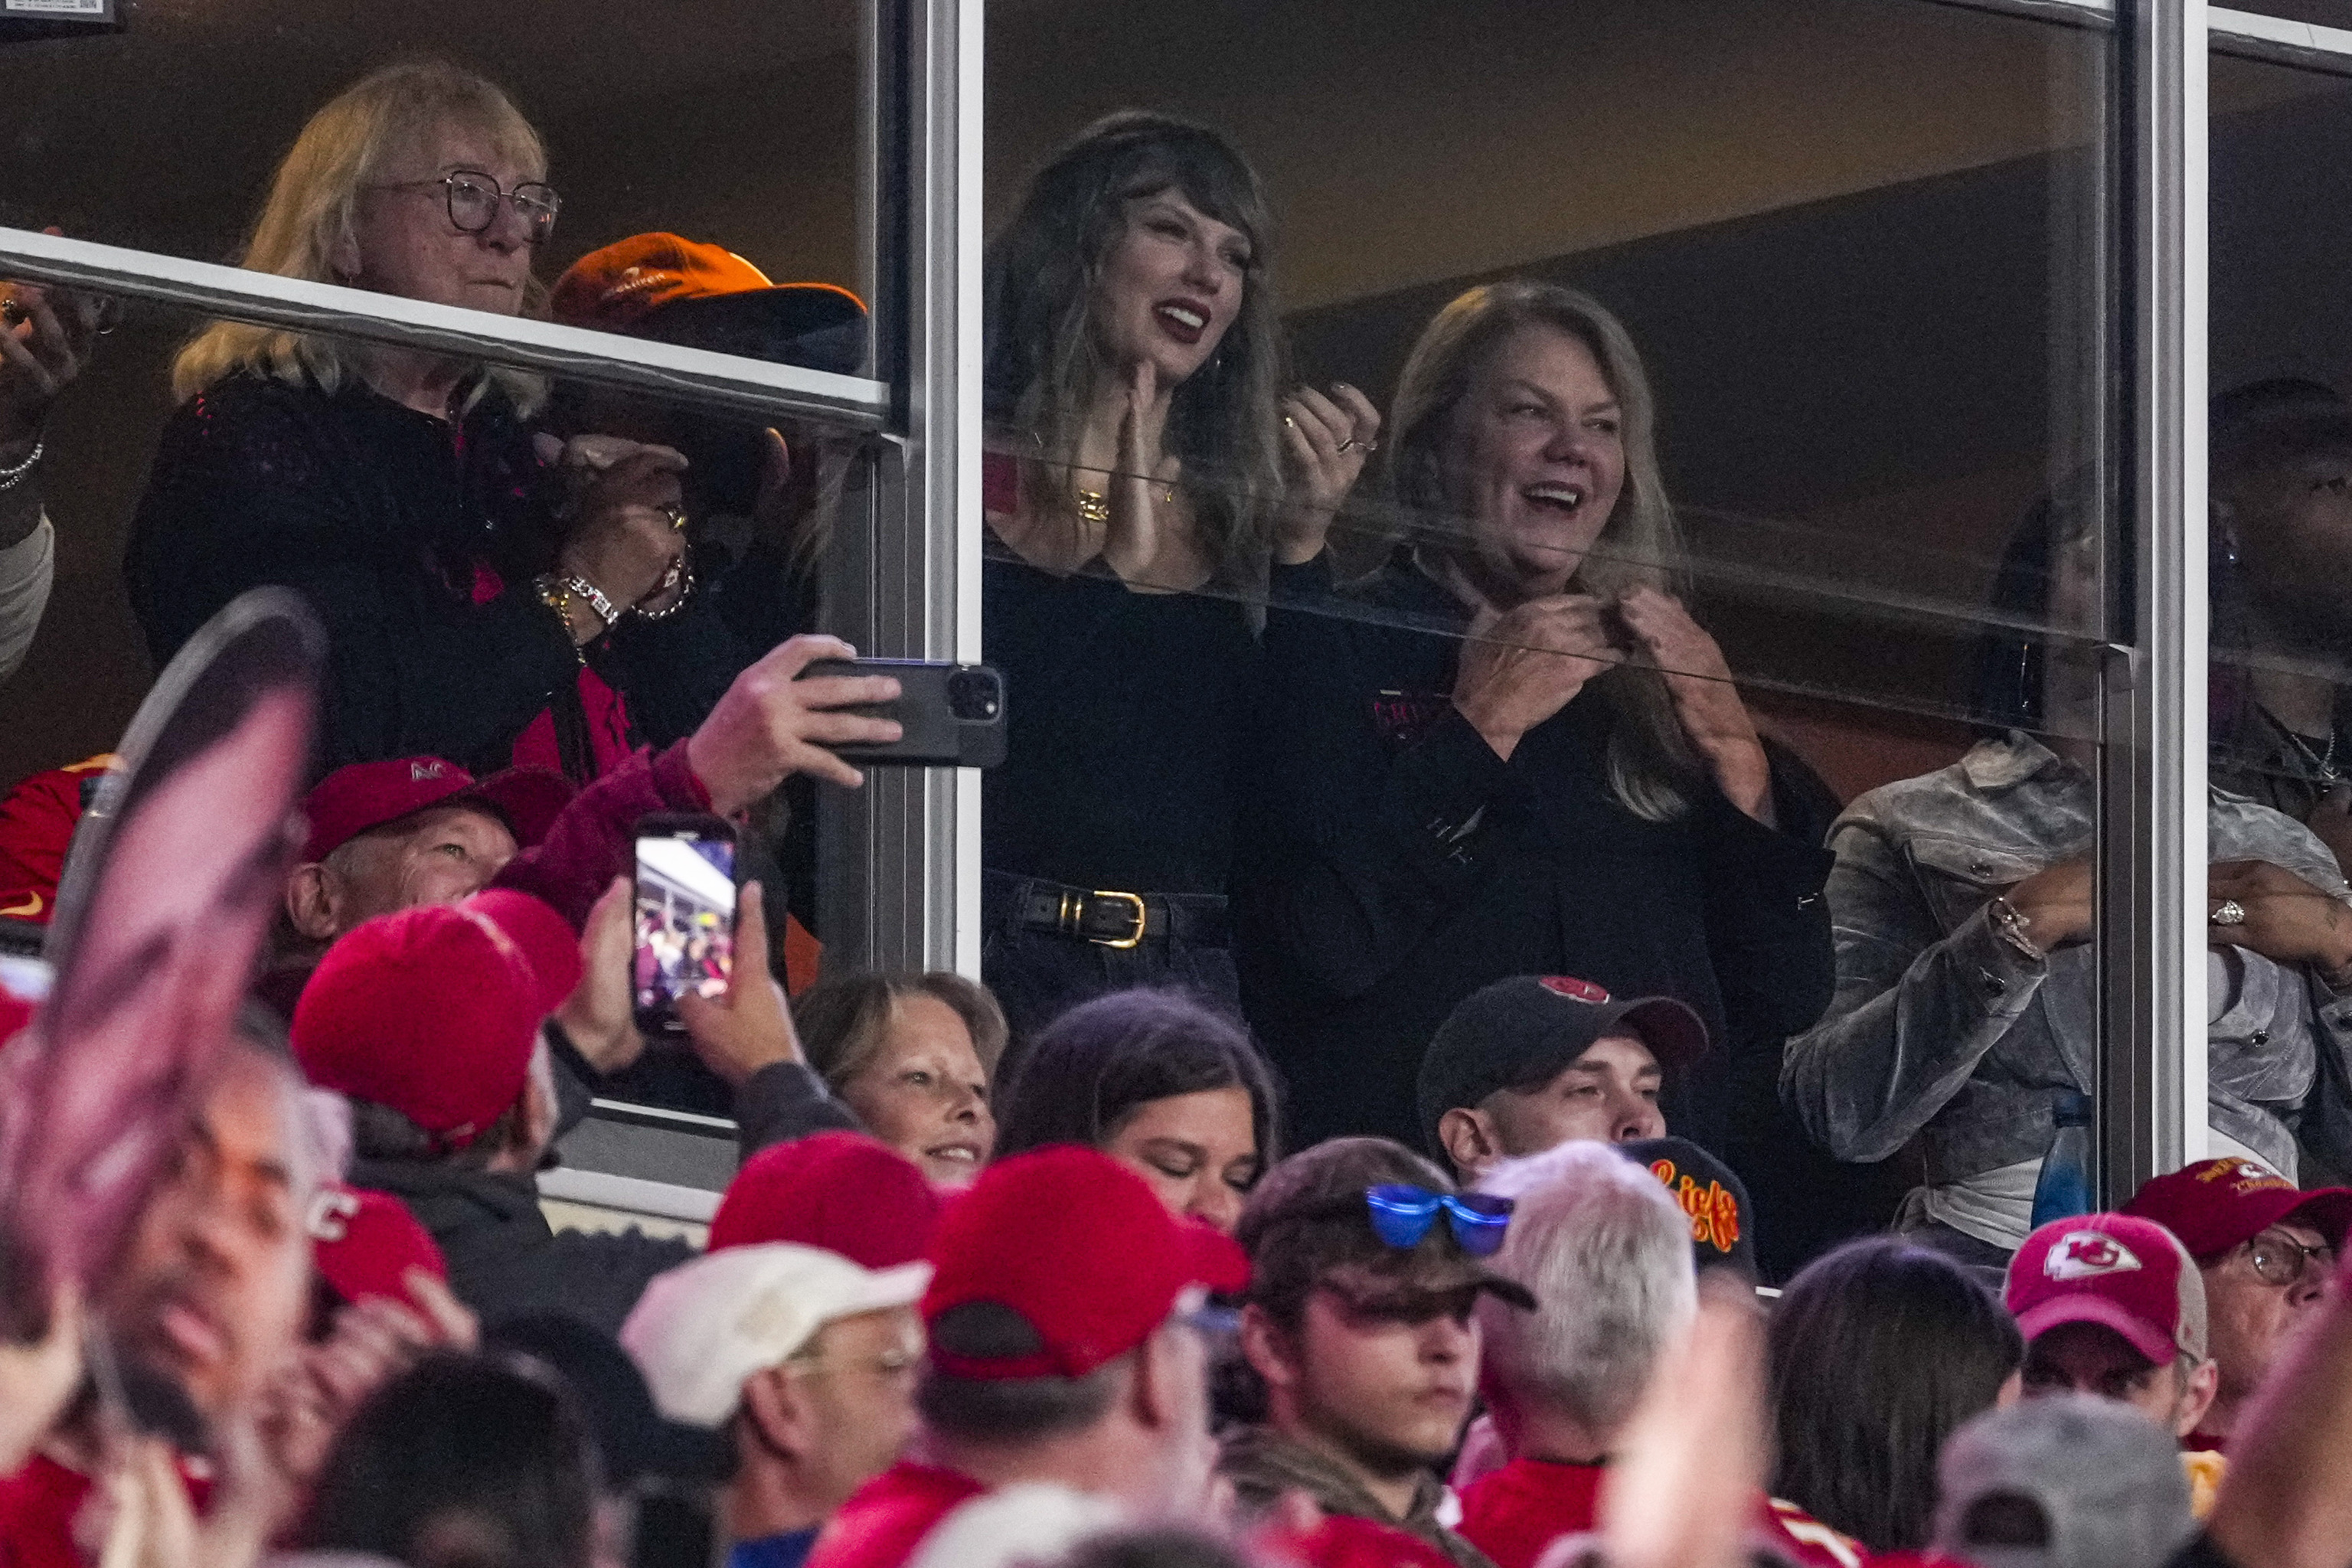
[291,892,581,1146]
[2006,1213,2208,1364]
[923,1145,1250,1380]
[301,756,573,866]
[550,234,867,375]
[2124,1157,2352,1259]
[707,1132,946,1268]
[308,1184,447,1307]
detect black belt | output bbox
[1004,877,1230,949]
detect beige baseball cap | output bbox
[620,1243,931,1428]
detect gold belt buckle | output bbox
[1087,890,1148,949]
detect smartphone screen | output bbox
[632,825,737,1018]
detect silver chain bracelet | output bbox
[0,440,43,492]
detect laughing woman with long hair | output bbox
[978,111,1375,1039]
[1241,279,1837,1155]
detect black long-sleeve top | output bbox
[1237,553,1838,1154]
[981,552,1262,896]
[124,371,750,779]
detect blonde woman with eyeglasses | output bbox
[124,61,746,781]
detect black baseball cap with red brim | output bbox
[1416,975,1708,1155]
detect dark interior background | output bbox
[0,0,2344,803]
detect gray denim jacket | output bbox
[1782,733,2352,1186]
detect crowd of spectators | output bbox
[7,53,2352,1568]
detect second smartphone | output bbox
[632,812,740,1038]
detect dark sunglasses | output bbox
[1365,1184,1514,1257]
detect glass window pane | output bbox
[0,6,871,368]
[2210,50,2352,1189]
[982,0,2115,1280]
[0,292,875,1133]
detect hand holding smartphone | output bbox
[798,658,1008,769]
[632,814,740,1038]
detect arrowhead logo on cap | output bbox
[2046,1231,2143,1280]
[1538,976,1611,1004]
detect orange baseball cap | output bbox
[551,234,867,375]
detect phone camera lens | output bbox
[948,668,1001,721]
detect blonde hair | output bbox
[1388,280,1707,821]
[173,60,548,411]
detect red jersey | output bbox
[1457,1456,1608,1568]
[1262,1514,1459,1568]
[0,1455,91,1568]
[803,1462,987,1568]
[1453,1459,1870,1568]
[1762,1498,1871,1568]
[0,755,114,925]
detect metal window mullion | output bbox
[838,0,979,978]
[2104,0,2208,1203]
[0,226,889,429]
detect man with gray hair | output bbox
[1455,1140,1697,1568]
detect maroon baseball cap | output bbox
[308,1184,447,1307]
[2006,1213,2208,1364]
[923,1145,1250,1380]
[292,891,581,1147]
[302,756,574,865]
[2124,1157,2352,1259]
[707,1131,946,1268]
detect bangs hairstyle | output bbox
[174,60,548,413]
[992,988,1280,1173]
[791,971,1009,1093]
[982,110,1287,589]
[1387,280,1702,822]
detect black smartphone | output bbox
[799,658,1008,769]
[632,814,740,1037]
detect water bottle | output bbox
[2030,1092,2096,1228]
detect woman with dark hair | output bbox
[979,110,1374,1037]
[1243,279,1837,1155]
[299,1350,600,1568]
[991,987,1279,1234]
[1786,482,2352,1264]
[1766,1237,2023,1553]
[792,971,1006,1187]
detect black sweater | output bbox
[125,371,748,777]
[982,553,1263,896]
[1238,554,1838,1154]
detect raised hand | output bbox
[550,877,645,1076]
[1452,594,1624,761]
[539,435,690,632]
[1274,382,1382,566]
[676,883,804,1089]
[1099,358,1197,589]
[1615,586,1772,822]
[1,233,109,455]
[685,634,903,806]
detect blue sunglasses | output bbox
[1364,1184,1515,1257]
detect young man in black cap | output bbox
[1225,1138,1535,1568]
[1416,975,1706,1184]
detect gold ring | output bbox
[661,505,687,531]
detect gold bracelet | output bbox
[1073,488,1111,524]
